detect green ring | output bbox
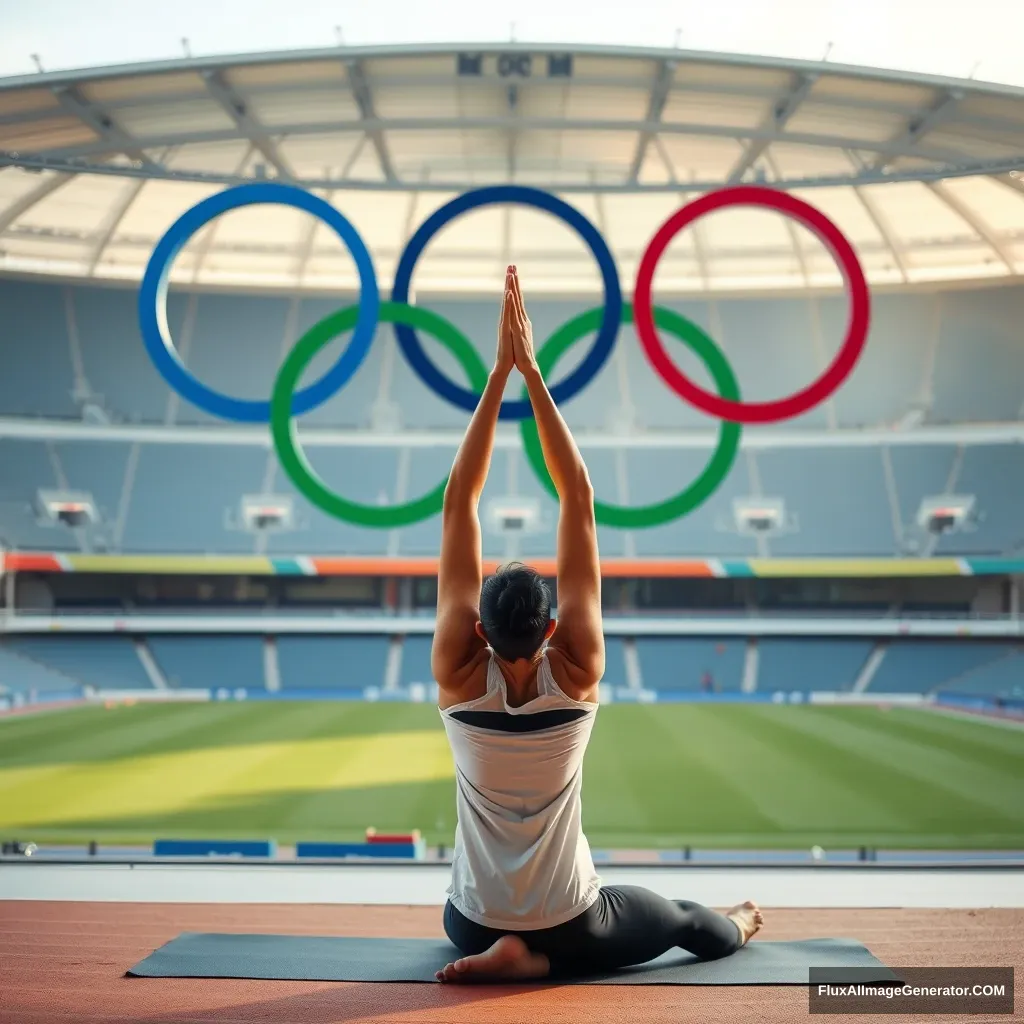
[520,304,742,528]
[271,301,489,527]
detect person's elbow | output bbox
[443,470,479,511]
[562,467,594,506]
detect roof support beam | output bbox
[5,72,1024,137]
[765,153,810,287]
[86,176,147,275]
[201,71,295,180]
[927,180,1016,272]
[854,186,910,283]
[53,86,161,169]
[345,60,397,183]
[726,72,817,184]
[0,171,73,233]
[995,172,1024,198]
[189,143,256,282]
[28,114,984,168]
[656,145,710,288]
[871,89,964,171]
[628,59,675,183]
[293,176,335,283]
[4,152,1024,194]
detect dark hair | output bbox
[479,562,551,662]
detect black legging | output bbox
[444,885,743,977]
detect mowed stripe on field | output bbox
[0,702,1020,847]
[583,704,1023,845]
[0,703,454,832]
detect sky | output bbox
[1,0,1023,87]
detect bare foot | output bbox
[726,900,764,946]
[435,934,551,984]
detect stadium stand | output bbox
[602,637,628,689]
[0,439,73,551]
[936,648,1024,699]
[934,446,1024,556]
[0,642,83,695]
[1,634,1021,699]
[635,637,746,692]
[2,280,1024,559]
[262,448,398,556]
[120,445,269,554]
[2,279,1023,430]
[398,635,433,689]
[4,636,152,690]
[756,639,874,694]
[276,635,389,691]
[0,279,79,420]
[148,636,266,691]
[866,640,1012,693]
[756,448,894,557]
[10,437,1023,557]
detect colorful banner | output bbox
[5,552,1024,578]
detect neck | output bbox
[494,650,543,688]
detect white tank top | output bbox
[439,650,602,931]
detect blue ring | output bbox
[139,183,379,423]
[391,186,622,421]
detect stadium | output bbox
[0,19,1023,1023]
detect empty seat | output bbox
[148,635,265,690]
[757,639,873,693]
[4,636,150,690]
[276,636,389,690]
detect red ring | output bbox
[633,186,871,424]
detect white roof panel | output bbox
[0,43,1021,294]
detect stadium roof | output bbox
[1,43,1023,294]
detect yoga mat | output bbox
[128,934,899,985]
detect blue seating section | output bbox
[0,643,83,694]
[2,438,1023,557]
[149,635,265,690]
[120,445,268,553]
[757,639,872,693]
[636,637,746,691]
[0,440,71,551]
[757,448,895,556]
[2,279,1024,558]
[399,635,433,687]
[5,635,151,690]
[276,635,389,690]
[626,447,759,558]
[0,279,78,419]
[867,640,1010,693]
[0,635,1019,700]
[930,287,1024,424]
[937,647,1024,699]
[602,637,628,688]
[2,278,1021,429]
[935,446,1024,556]
[888,446,957,550]
[263,448,396,556]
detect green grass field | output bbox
[1,701,1022,849]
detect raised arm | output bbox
[431,270,517,692]
[509,269,604,692]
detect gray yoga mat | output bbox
[128,933,898,985]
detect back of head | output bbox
[479,562,551,663]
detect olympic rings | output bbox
[633,186,871,424]
[139,183,379,423]
[142,182,873,530]
[391,186,622,421]
[520,305,742,527]
[271,302,489,527]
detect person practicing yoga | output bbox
[431,265,763,983]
